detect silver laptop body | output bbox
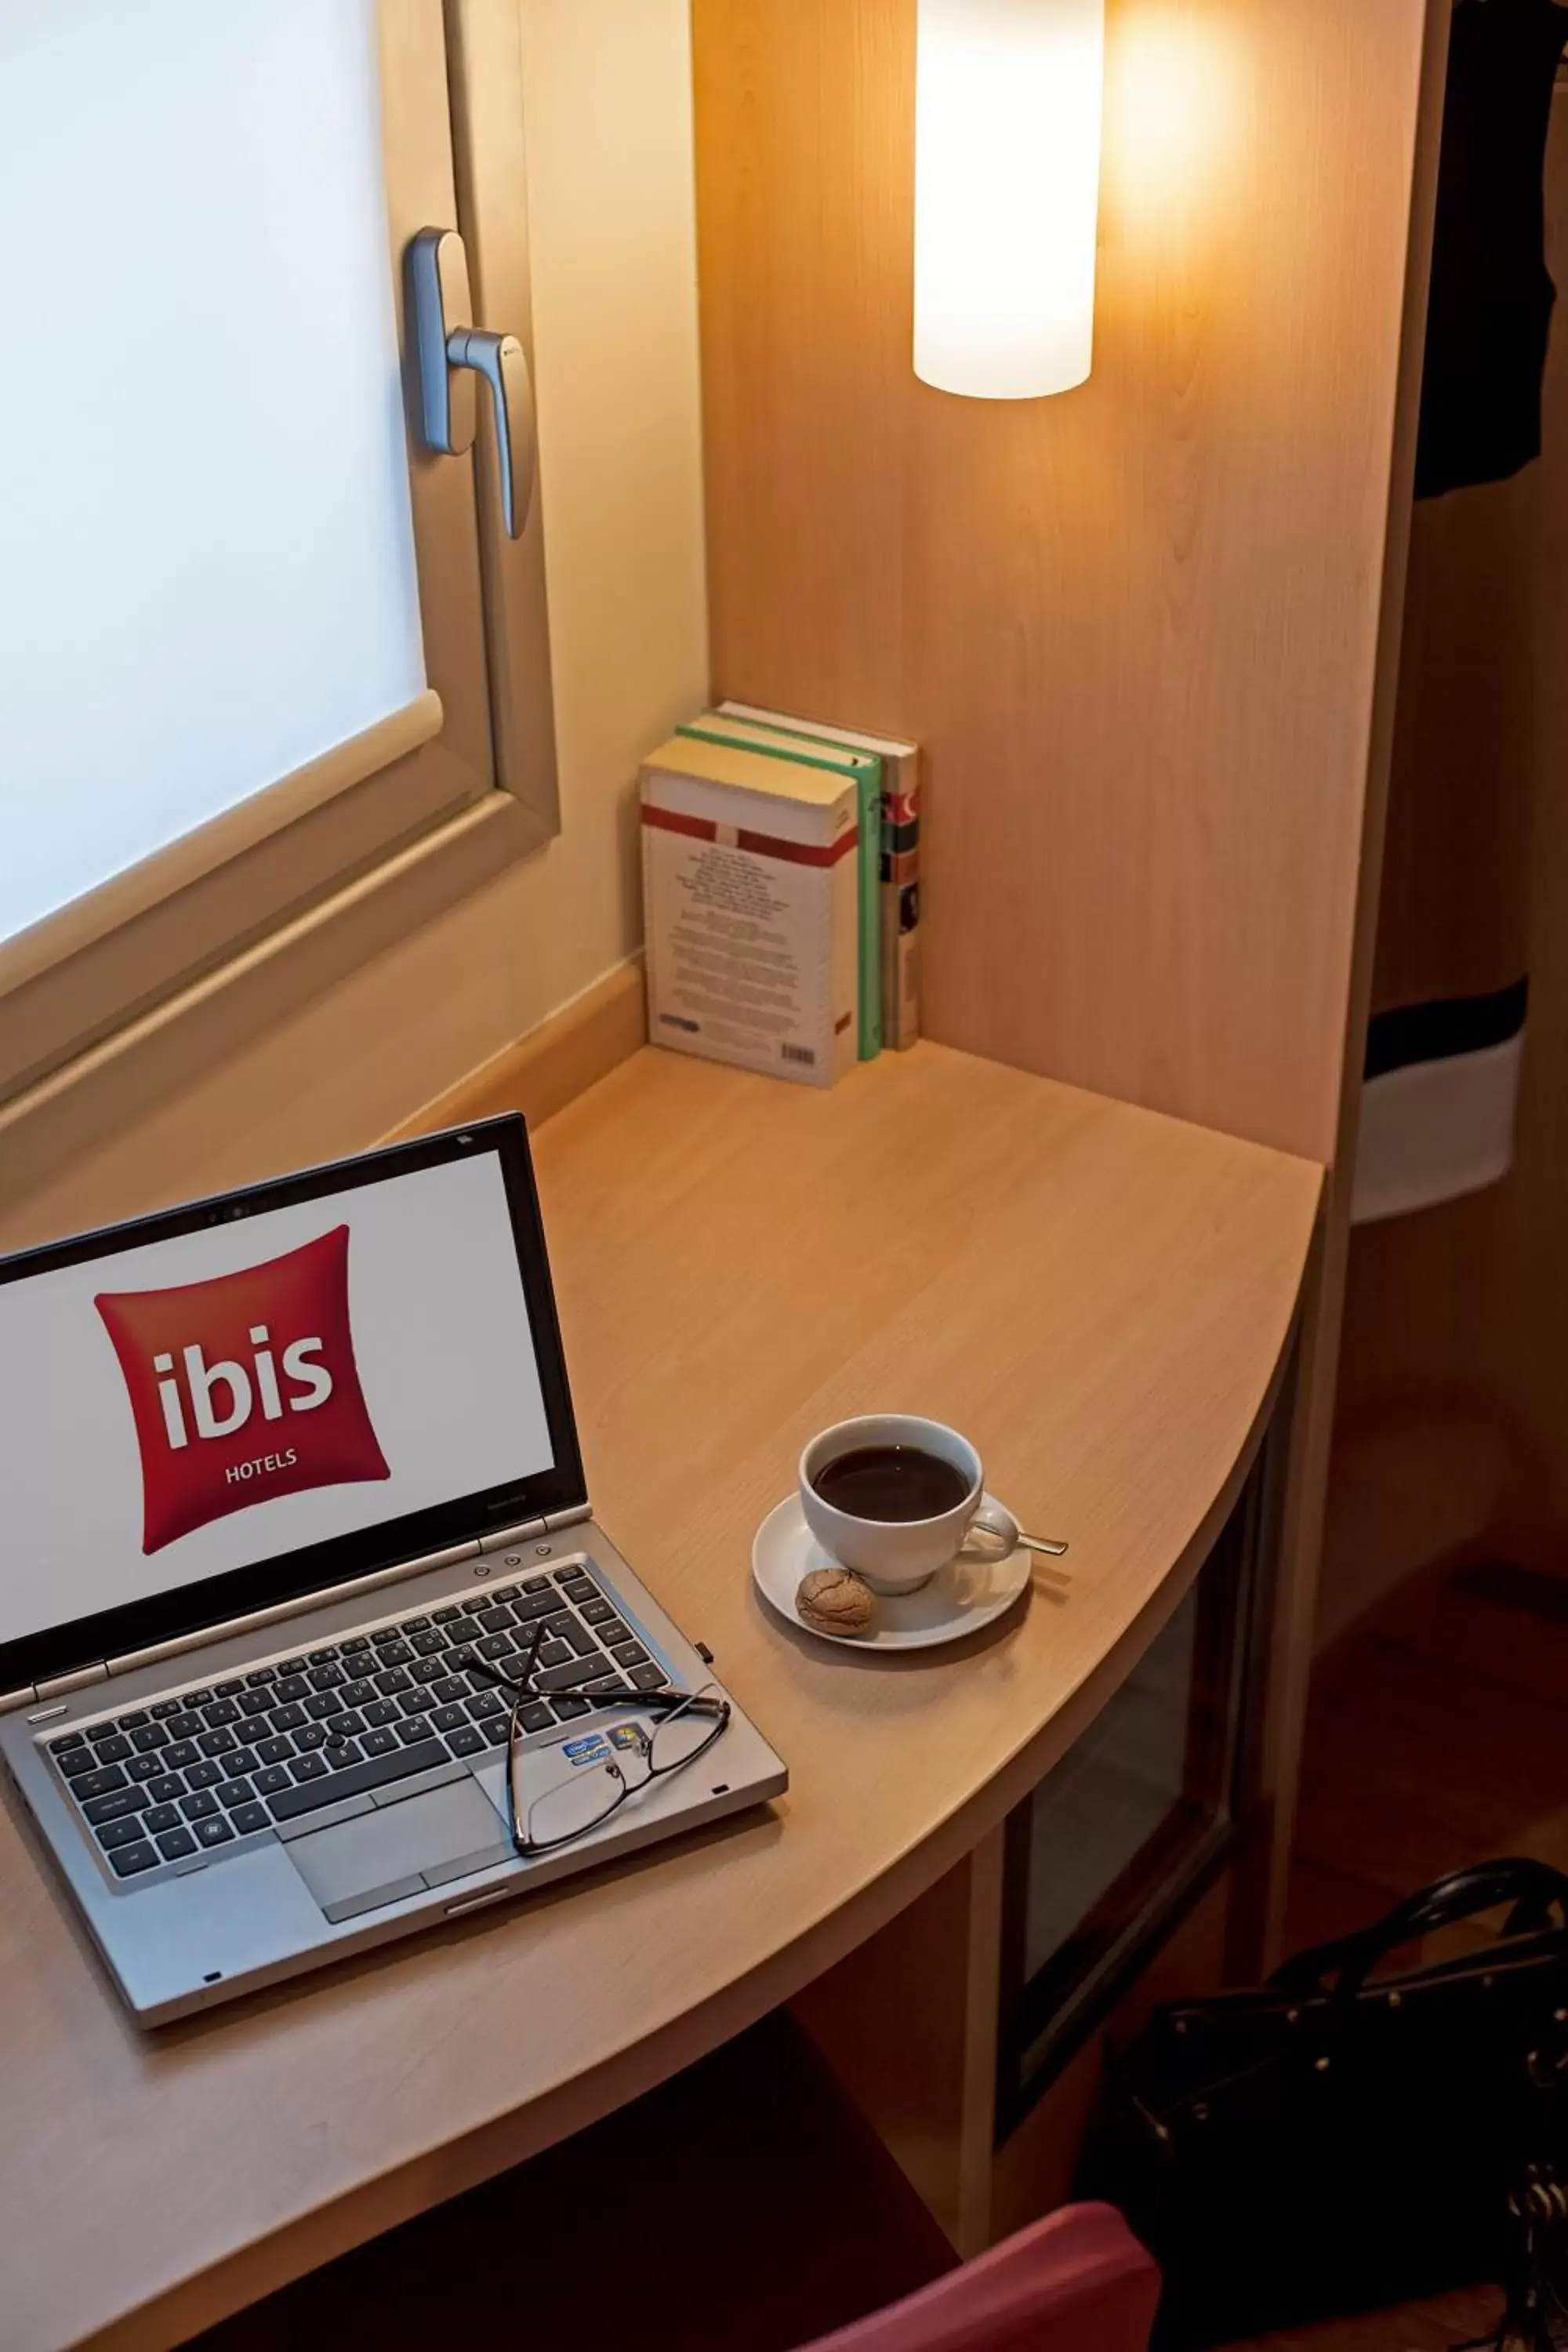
[0,1118,786,2026]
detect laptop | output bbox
[0,1116,787,2025]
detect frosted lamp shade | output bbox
[914,0,1105,399]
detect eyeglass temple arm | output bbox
[468,1654,728,1717]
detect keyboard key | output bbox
[164,1740,199,1770]
[377,1639,414,1667]
[551,1566,581,1584]
[56,1746,98,1779]
[267,1737,451,1824]
[535,1657,613,1694]
[215,1677,247,1697]
[277,1657,309,1676]
[483,1718,512,1748]
[403,1614,431,1632]
[523,1574,551,1594]
[238,1690,272,1718]
[475,1606,515,1635]
[550,1697,592,1720]
[156,1828,198,1860]
[295,1723,328,1752]
[151,1696,186,1719]
[147,1773,186,1805]
[597,1621,632,1649]
[167,1711,204,1742]
[322,1739,361,1768]
[514,1591,560,1622]
[466,1690,504,1720]
[186,1759,224,1790]
[229,1747,259,1777]
[216,1779,255,1809]
[127,1755,166,1784]
[396,1719,432,1746]
[115,1709,150,1730]
[307,1664,345,1692]
[336,1710,366,1740]
[341,1633,373,1653]
[97,1817,146,1852]
[579,1599,615,1627]
[49,1730,86,1752]
[289,1754,329,1783]
[445,1614,482,1644]
[610,1642,650,1669]
[562,1619,600,1659]
[399,1690,439,1717]
[256,1736,294,1766]
[340,1679,376,1710]
[180,1791,220,1820]
[143,1803,182,1835]
[518,1700,554,1734]
[74,1765,129,1798]
[433,1676,470,1706]
[198,1729,237,1758]
[252,1766,292,1795]
[431,1705,467,1733]
[630,1664,669,1693]
[411,1632,445,1658]
[446,1726,485,1758]
[432,1606,460,1624]
[446,1646,480,1674]
[408,1657,445,1686]
[245,1666,278,1686]
[202,1699,239,1727]
[374,1666,412,1696]
[583,1677,633,1700]
[83,1788,143,1826]
[536,1641,571,1669]
[183,1688,214,1707]
[274,1675,309,1704]
[230,1802,270,1835]
[195,1816,235,1848]
[109,1841,158,1878]
[361,1727,397,1757]
[561,1576,597,1603]
[477,1634,514,1662]
[270,1704,307,1733]
[307,1646,340,1666]
[93,1734,132,1765]
[131,1723,169,1753]
[362,1699,401,1729]
[304,1692,344,1721]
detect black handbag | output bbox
[1079,1858,1568,2347]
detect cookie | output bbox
[796,1566,875,1637]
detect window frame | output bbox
[0,0,557,1111]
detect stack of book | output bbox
[639,704,921,1089]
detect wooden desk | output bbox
[0,1044,1320,2350]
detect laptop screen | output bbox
[0,1118,585,1693]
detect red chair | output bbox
[797,2203,1161,2352]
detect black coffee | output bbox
[811,1444,971,1523]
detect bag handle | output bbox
[1269,1857,1568,2002]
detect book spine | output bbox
[858,762,883,1059]
[881,753,920,1049]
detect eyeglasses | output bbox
[470,1638,731,1856]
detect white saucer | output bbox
[751,1492,1031,1652]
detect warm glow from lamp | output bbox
[914,0,1106,399]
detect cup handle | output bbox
[961,1499,1021,1559]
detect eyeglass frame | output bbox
[469,1629,732,1856]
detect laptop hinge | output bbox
[101,1536,483,1682]
[545,1504,593,1534]
[0,1685,38,1716]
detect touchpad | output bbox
[286,1779,513,1924]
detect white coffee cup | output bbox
[798,1414,1021,1595]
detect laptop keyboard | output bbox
[42,1562,670,1884]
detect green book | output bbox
[678,713,883,1058]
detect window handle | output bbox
[408,228,537,539]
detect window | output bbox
[0,0,556,1107]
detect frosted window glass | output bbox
[0,0,426,949]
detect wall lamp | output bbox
[914,0,1106,399]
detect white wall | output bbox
[0,0,706,1252]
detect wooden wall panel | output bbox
[693,0,1434,1163]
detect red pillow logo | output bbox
[95,1225,390,1555]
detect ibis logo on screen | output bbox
[95,1226,390,1555]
